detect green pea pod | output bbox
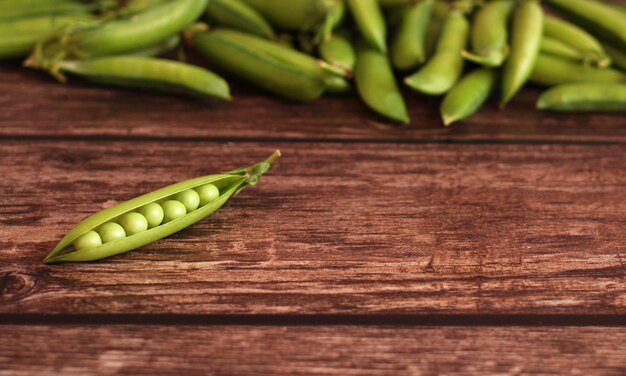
[530,54,626,87]
[540,37,585,63]
[440,68,497,126]
[106,0,170,18]
[192,28,346,101]
[314,0,345,43]
[545,0,626,51]
[205,0,275,39]
[425,0,449,60]
[319,32,355,72]
[325,75,352,94]
[44,151,280,263]
[390,0,433,71]
[537,83,626,112]
[53,56,231,100]
[602,42,626,72]
[377,0,411,7]
[128,35,181,57]
[404,9,469,96]
[543,15,610,68]
[354,39,409,123]
[461,0,515,67]
[240,0,333,31]
[500,0,543,106]
[0,0,93,21]
[347,0,387,53]
[36,0,208,61]
[0,15,92,60]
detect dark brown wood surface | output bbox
[1,62,625,373]
[1,326,625,375]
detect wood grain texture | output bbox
[1,63,625,143]
[1,141,624,314]
[1,325,625,375]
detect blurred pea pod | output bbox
[34,0,208,61]
[240,0,334,31]
[540,37,586,63]
[537,83,626,112]
[543,15,610,68]
[405,9,469,96]
[315,0,345,43]
[425,0,450,60]
[501,0,543,106]
[602,42,626,72]
[192,28,347,101]
[390,0,433,71]
[461,0,515,67]
[440,68,497,126]
[319,31,355,72]
[354,39,409,123]
[0,0,93,21]
[530,54,626,86]
[347,0,387,53]
[50,56,231,100]
[205,0,275,39]
[377,0,412,7]
[0,15,91,60]
[545,0,626,50]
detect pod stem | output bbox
[226,150,281,186]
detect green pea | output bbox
[205,0,275,39]
[118,212,149,236]
[461,0,515,67]
[354,39,409,123]
[174,189,201,212]
[0,15,92,60]
[73,231,102,250]
[161,200,187,224]
[52,56,230,100]
[319,32,355,72]
[347,0,387,53]
[424,0,449,60]
[405,9,469,96]
[537,83,626,112]
[390,0,433,71]
[240,0,332,31]
[195,184,220,206]
[545,0,626,51]
[138,202,164,229]
[501,0,543,106]
[377,0,411,7]
[192,28,346,101]
[530,54,626,87]
[96,222,126,243]
[543,15,610,68]
[540,37,585,63]
[440,68,497,126]
[44,151,281,263]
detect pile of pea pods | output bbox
[2,0,626,125]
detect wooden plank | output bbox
[1,141,624,314]
[0,325,625,375]
[1,63,625,143]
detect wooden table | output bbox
[1,62,625,375]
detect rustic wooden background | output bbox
[1,60,625,374]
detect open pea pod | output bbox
[44,151,280,263]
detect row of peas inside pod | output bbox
[2,0,625,125]
[73,184,220,250]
